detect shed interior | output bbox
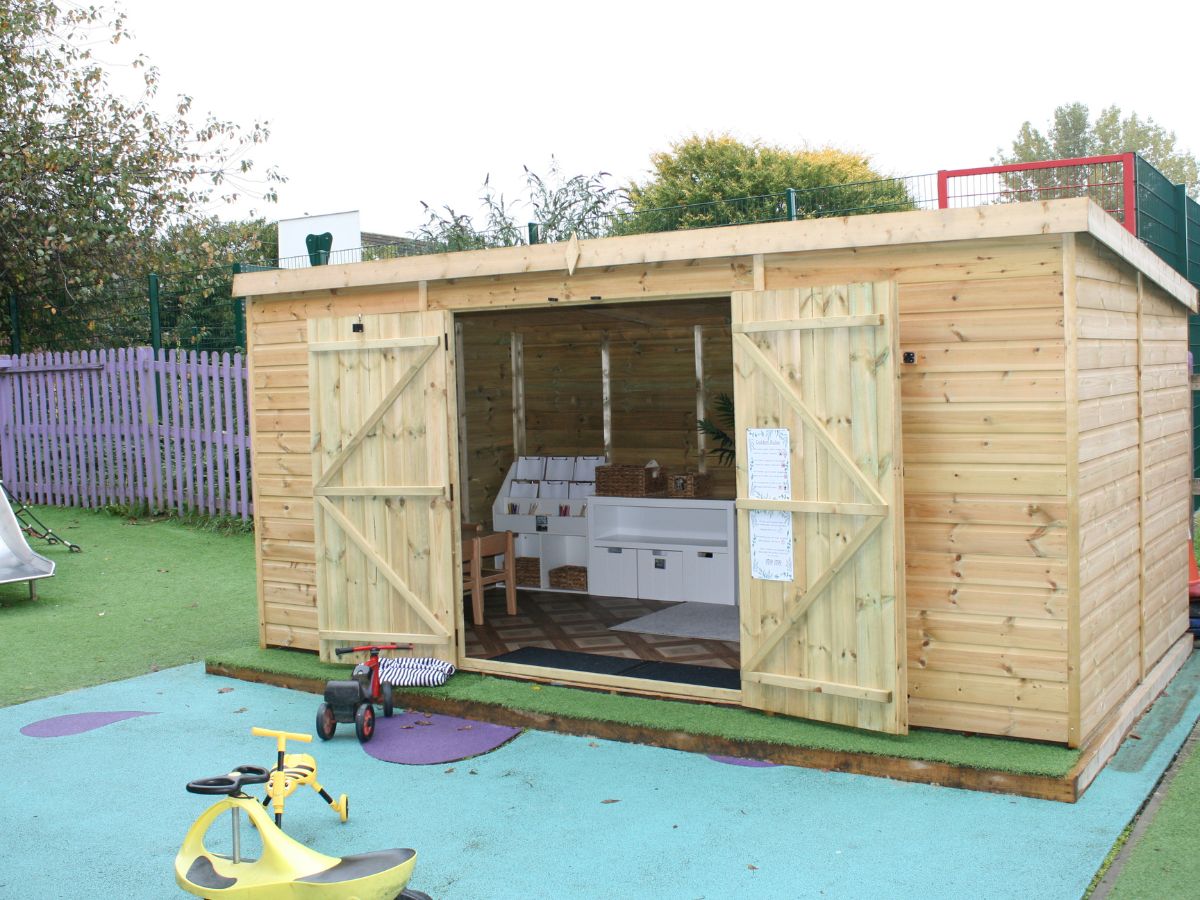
[455,297,743,684]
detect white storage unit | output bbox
[587,497,737,605]
[491,457,599,592]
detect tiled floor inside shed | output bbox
[463,588,740,669]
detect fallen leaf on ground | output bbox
[601,799,620,804]
[444,767,455,774]
[415,720,432,726]
[456,725,473,731]
[233,707,247,714]
[218,687,233,694]
[748,864,758,871]
[588,742,599,748]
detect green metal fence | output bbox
[1135,155,1191,274]
[5,265,246,356]
[1130,156,1200,508]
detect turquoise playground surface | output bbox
[3,658,1199,899]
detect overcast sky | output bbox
[108,0,1200,238]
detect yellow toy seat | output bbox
[176,790,417,899]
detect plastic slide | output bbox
[0,481,54,598]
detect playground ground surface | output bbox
[1,660,1198,899]
[1,507,1199,897]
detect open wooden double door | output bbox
[306,282,906,735]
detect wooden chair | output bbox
[461,523,517,626]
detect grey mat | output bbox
[610,601,739,642]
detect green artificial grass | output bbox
[211,643,1082,777]
[0,507,257,707]
[1108,736,1200,899]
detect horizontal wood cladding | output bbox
[1073,240,1191,743]
[907,697,1068,743]
[898,262,1069,741]
[903,493,1067,527]
[909,608,1068,651]
[908,636,1068,681]
[1135,269,1189,683]
[902,402,1065,434]
[263,622,318,650]
[908,668,1069,714]
[904,464,1066,495]
[905,522,1067,558]
[906,581,1067,620]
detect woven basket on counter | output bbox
[548,565,588,592]
[667,471,711,498]
[515,556,541,587]
[595,464,666,497]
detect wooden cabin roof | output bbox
[235,198,1197,313]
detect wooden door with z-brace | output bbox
[308,309,458,663]
[733,284,906,734]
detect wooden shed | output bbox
[234,197,1196,749]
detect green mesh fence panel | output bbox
[3,265,246,356]
[3,278,152,354]
[1136,155,1184,273]
[1186,195,1200,287]
[156,267,245,354]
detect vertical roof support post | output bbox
[936,170,949,210]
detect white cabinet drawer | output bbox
[637,549,683,602]
[683,551,734,605]
[588,546,637,597]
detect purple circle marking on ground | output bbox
[20,710,158,738]
[707,754,778,768]
[363,711,522,765]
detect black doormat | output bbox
[490,647,641,675]
[621,660,740,690]
[490,647,739,690]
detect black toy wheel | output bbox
[316,702,336,741]
[397,890,433,900]
[381,683,394,717]
[355,703,376,743]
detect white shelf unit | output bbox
[490,457,602,592]
[587,497,737,605]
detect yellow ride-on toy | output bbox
[175,727,430,899]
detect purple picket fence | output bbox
[0,348,253,519]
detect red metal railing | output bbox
[937,153,1138,235]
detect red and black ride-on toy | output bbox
[316,643,412,743]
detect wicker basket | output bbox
[667,471,711,498]
[595,464,666,497]
[515,556,541,587]
[548,564,588,592]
